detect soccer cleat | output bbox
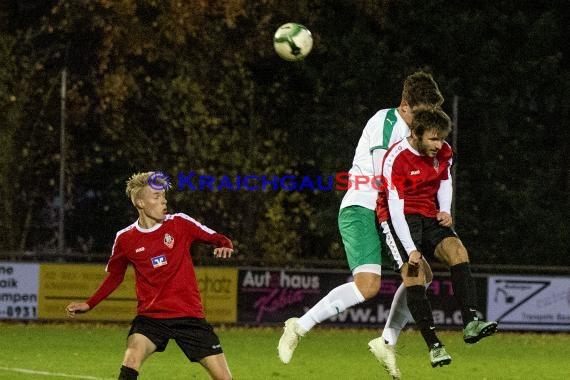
[368,337,401,379]
[277,317,306,364]
[429,344,452,368]
[463,320,498,344]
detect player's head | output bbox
[125,171,170,209]
[399,71,444,125]
[402,71,444,108]
[410,107,452,157]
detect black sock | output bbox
[406,285,441,349]
[118,365,138,380]
[450,262,479,326]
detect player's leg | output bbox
[119,333,157,379]
[401,260,450,367]
[434,235,498,343]
[119,316,164,379]
[174,318,232,380]
[381,257,433,346]
[278,206,379,364]
[379,217,450,368]
[199,354,232,380]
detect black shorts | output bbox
[127,315,223,362]
[381,214,457,271]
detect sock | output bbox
[118,365,138,380]
[298,282,365,331]
[381,282,411,345]
[450,263,479,326]
[381,281,431,345]
[406,285,441,349]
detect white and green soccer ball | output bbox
[273,23,313,61]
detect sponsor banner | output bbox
[37,264,237,322]
[237,268,476,328]
[197,268,238,323]
[0,262,39,320]
[487,275,570,331]
[38,264,137,321]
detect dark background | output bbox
[0,0,568,267]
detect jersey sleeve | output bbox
[85,271,125,309]
[85,233,129,309]
[105,233,129,274]
[383,145,417,254]
[437,144,454,213]
[177,213,234,249]
[437,175,453,213]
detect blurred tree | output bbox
[0,0,567,266]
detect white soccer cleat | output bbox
[368,337,401,379]
[277,317,306,364]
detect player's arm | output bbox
[387,198,422,266]
[182,214,235,258]
[436,159,453,227]
[66,235,128,318]
[66,271,125,318]
[372,148,387,178]
[383,149,422,266]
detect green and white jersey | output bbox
[339,108,410,211]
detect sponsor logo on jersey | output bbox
[151,254,168,268]
[410,170,420,175]
[164,233,174,248]
[135,247,145,253]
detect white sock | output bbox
[381,282,431,345]
[298,282,365,332]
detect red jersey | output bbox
[378,138,453,219]
[104,213,232,319]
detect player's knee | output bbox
[401,263,428,287]
[423,259,434,283]
[122,356,141,371]
[354,273,381,300]
[436,237,469,265]
[122,348,145,370]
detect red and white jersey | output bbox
[380,138,453,218]
[106,213,232,319]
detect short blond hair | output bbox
[125,172,169,207]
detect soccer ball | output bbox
[273,23,313,61]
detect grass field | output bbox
[1,322,569,379]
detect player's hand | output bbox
[408,250,422,266]
[65,302,90,318]
[436,212,453,227]
[213,247,234,259]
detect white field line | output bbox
[0,366,114,380]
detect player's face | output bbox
[138,186,168,222]
[417,129,446,157]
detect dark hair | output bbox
[411,106,452,138]
[402,71,444,108]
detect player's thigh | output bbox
[173,318,224,363]
[338,206,381,270]
[199,353,232,380]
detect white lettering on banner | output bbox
[0,262,39,320]
[327,304,462,325]
[487,275,570,331]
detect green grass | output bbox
[1,322,569,379]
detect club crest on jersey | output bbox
[163,233,174,249]
[151,254,167,268]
